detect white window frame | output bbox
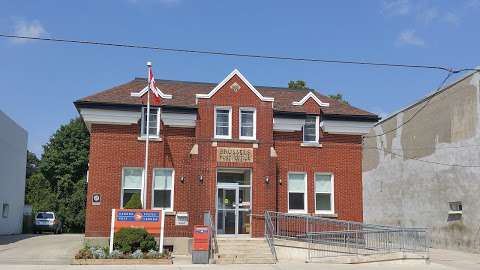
[120,167,144,209]
[287,172,308,214]
[140,107,161,138]
[151,168,175,212]
[314,173,335,215]
[303,115,319,143]
[239,107,256,140]
[214,106,232,139]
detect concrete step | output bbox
[216,254,276,264]
[215,238,275,264]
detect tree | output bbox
[26,151,40,179]
[328,93,350,105]
[288,80,308,89]
[287,80,350,105]
[124,193,143,209]
[25,118,90,232]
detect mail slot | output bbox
[192,225,210,264]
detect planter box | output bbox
[72,258,172,265]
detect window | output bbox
[2,203,9,218]
[239,108,256,140]
[215,107,232,139]
[315,173,334,214]
[288,172,307,213]
[141,107,161,138]
[122,168,144,208]
[152,169,174,211]
[303,115,319,143]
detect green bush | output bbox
[124,193,142,209]
[114,228,157,253]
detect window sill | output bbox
[301,142,322,148]
[287,210,308,215]
[314,213,338,218]
[212,138,260,144]
[152,209,175,215]
[448,211,462,215]
[137,136,162,142]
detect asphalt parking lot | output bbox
[0,234,479,269]
[0,234,83,265]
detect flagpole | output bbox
[144,61,152,210]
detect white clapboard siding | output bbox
[273,117,305,132]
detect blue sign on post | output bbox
[116,211,160,222]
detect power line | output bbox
[0,33,477,73]
[367,146,480,168]
[363,70,456,139]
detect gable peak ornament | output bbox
[230,82,241,92]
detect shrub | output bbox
[75,244,94,259]
[145,249,159,259]
[124,193,142,209]
[108,250,122,259]
[131,249,144,259]
[114,228,157,253]
[93,248,106,259]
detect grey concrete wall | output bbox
[0,110,27,235]
[363,72,480,252]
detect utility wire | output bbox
[366,146,480,168]
[0,33,477,73]
[363,70,456,139]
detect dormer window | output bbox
[214,106,232,139]
[303,115,319,143]
[141,107,161,138]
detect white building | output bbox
[0,110,28,235]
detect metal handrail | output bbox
[264,211,278,262]
[264,211,429,261]
[205,211,218,260]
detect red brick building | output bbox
[75,69,378,246]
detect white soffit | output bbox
[196,69,274,102]
[79,108,141,130]
[130,86,173,99]
[162,112,196,127]
[273,117,305,132]
[292,92,330,107]
[321,120,375,135]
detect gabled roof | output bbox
[75,77,378,120]
[196,69,274,102]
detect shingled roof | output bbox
[75,78,378,120]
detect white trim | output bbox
[196,69,274,102]
[287,172,308,214]
[314,173,335,215]
[239,107,256,140]
[303,115,319,143]
[79,108,141,131]
[292,92,330,107]
[130,85,173,99]
[140,107,161,138]
[214,106,232,139]
[151,168,175,212]
[120,167,144,208]
[321,120,375,135]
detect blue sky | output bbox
[1,0,479,155]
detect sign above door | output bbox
[217,147,253,163]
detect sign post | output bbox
[109,209,164,253]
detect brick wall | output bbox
[84,74,363,238]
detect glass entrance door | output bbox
[217,186,237,235]
[217,169,251,236]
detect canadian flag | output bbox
[148,66,161,102]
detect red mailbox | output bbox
[192,225,210,251]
